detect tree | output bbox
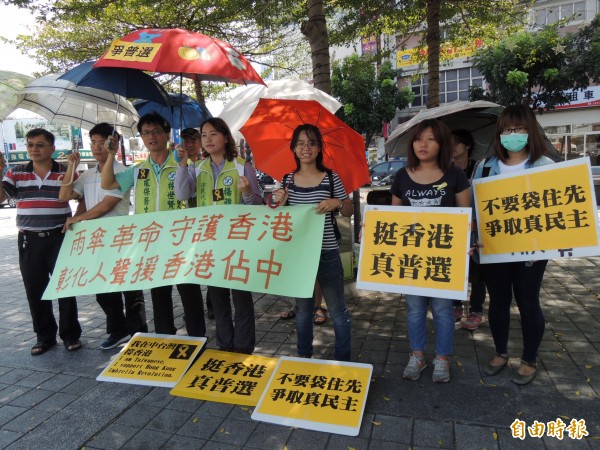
[302,0,332,93]
[7,0,309,103]
[331,54,413,148]
[330,0,534,108]
[471,17,600,109]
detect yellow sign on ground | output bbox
[97,333,206,387]
[357,206,471,300]
[252,357,373,436]
[170,349,278,406]
[473,158,600,263]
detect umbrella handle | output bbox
[266,192,279,209]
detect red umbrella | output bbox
[240,98,370,194]
[94,28,265,86]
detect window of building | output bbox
[534,1,586,26]
[409,68,484,107]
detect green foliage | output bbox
[331,54,413,147]
[328,0,533,108]
[472,17,600,109]
[6,0,309,101]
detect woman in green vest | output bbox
[175,118,263,353]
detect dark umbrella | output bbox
[133,93,212,130]
[58,61,170,104]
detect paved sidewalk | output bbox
[1,220,600,449]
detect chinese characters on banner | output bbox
[97,334,206,388]
[356,206,472,301]
[170,349,278,406]
[103,40,162,63]
[252,357,373,437]
[473,158,600,264]
[43,205,324,300]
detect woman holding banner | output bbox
[472,104,554,385]
[272,124,353,361]
[390,119,470,383]
[175,118,263,354]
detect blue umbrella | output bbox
[58,61,170,104]
[133,93,212,130]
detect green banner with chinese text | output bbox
[43,205,324,299]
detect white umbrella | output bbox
[0,70,34,120]
[385,100,503,160]
[219,79,342,141]
[14,74,140,137]
[385,100,559,161]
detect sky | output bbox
[0,4,238,117]
[0,4,43,76]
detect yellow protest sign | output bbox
[473,158,600,263]
[252,357,373,436]
[357,205,471,300]
[170,349,278,406]
[97,333,206,387]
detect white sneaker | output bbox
[403,353,426,380]
[432,358,450,383]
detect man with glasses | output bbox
[0,128,82,355]
[59,123,148,350]
[101,113,206,338]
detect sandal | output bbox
[314,306,327,325]
[483,353,508,376]
[64,340,82,352]
[31,340,56,356]
[512,360,537,386]
[280,307,296,320]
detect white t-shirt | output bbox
[498,158,528,175]
[73,160,130,217]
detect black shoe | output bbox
[99,332,130,350]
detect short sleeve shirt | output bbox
[284,171,347,251]
[73,161,130,218]
[2,160,75,231]
[390,166,469,207]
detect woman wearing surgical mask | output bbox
[471,104,554,386]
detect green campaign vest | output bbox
[196,156,246,206]
[133,152,184,213]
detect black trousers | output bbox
[96,290,147,336]
[150,284,205,336]
[482,260,548,364]
[18,231,81,343]
[209,286,255,354]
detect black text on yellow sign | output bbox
[170,349,278,406]
[357,206,471,300]
[252,357,373,436]
[97,333,206,388]
[473,159,599,261]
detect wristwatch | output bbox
[337,200,344,210]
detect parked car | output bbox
[0,194,17,208]
[369,158,408,186]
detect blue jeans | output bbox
[405,295,454,356]
[295,250,352,361]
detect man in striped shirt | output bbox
[0,128,82,356]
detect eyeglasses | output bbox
[501,127,527,135]
[294,141,318,151]
[90,139,107,147]
[26,143,51,150]
[140,129,165,137]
